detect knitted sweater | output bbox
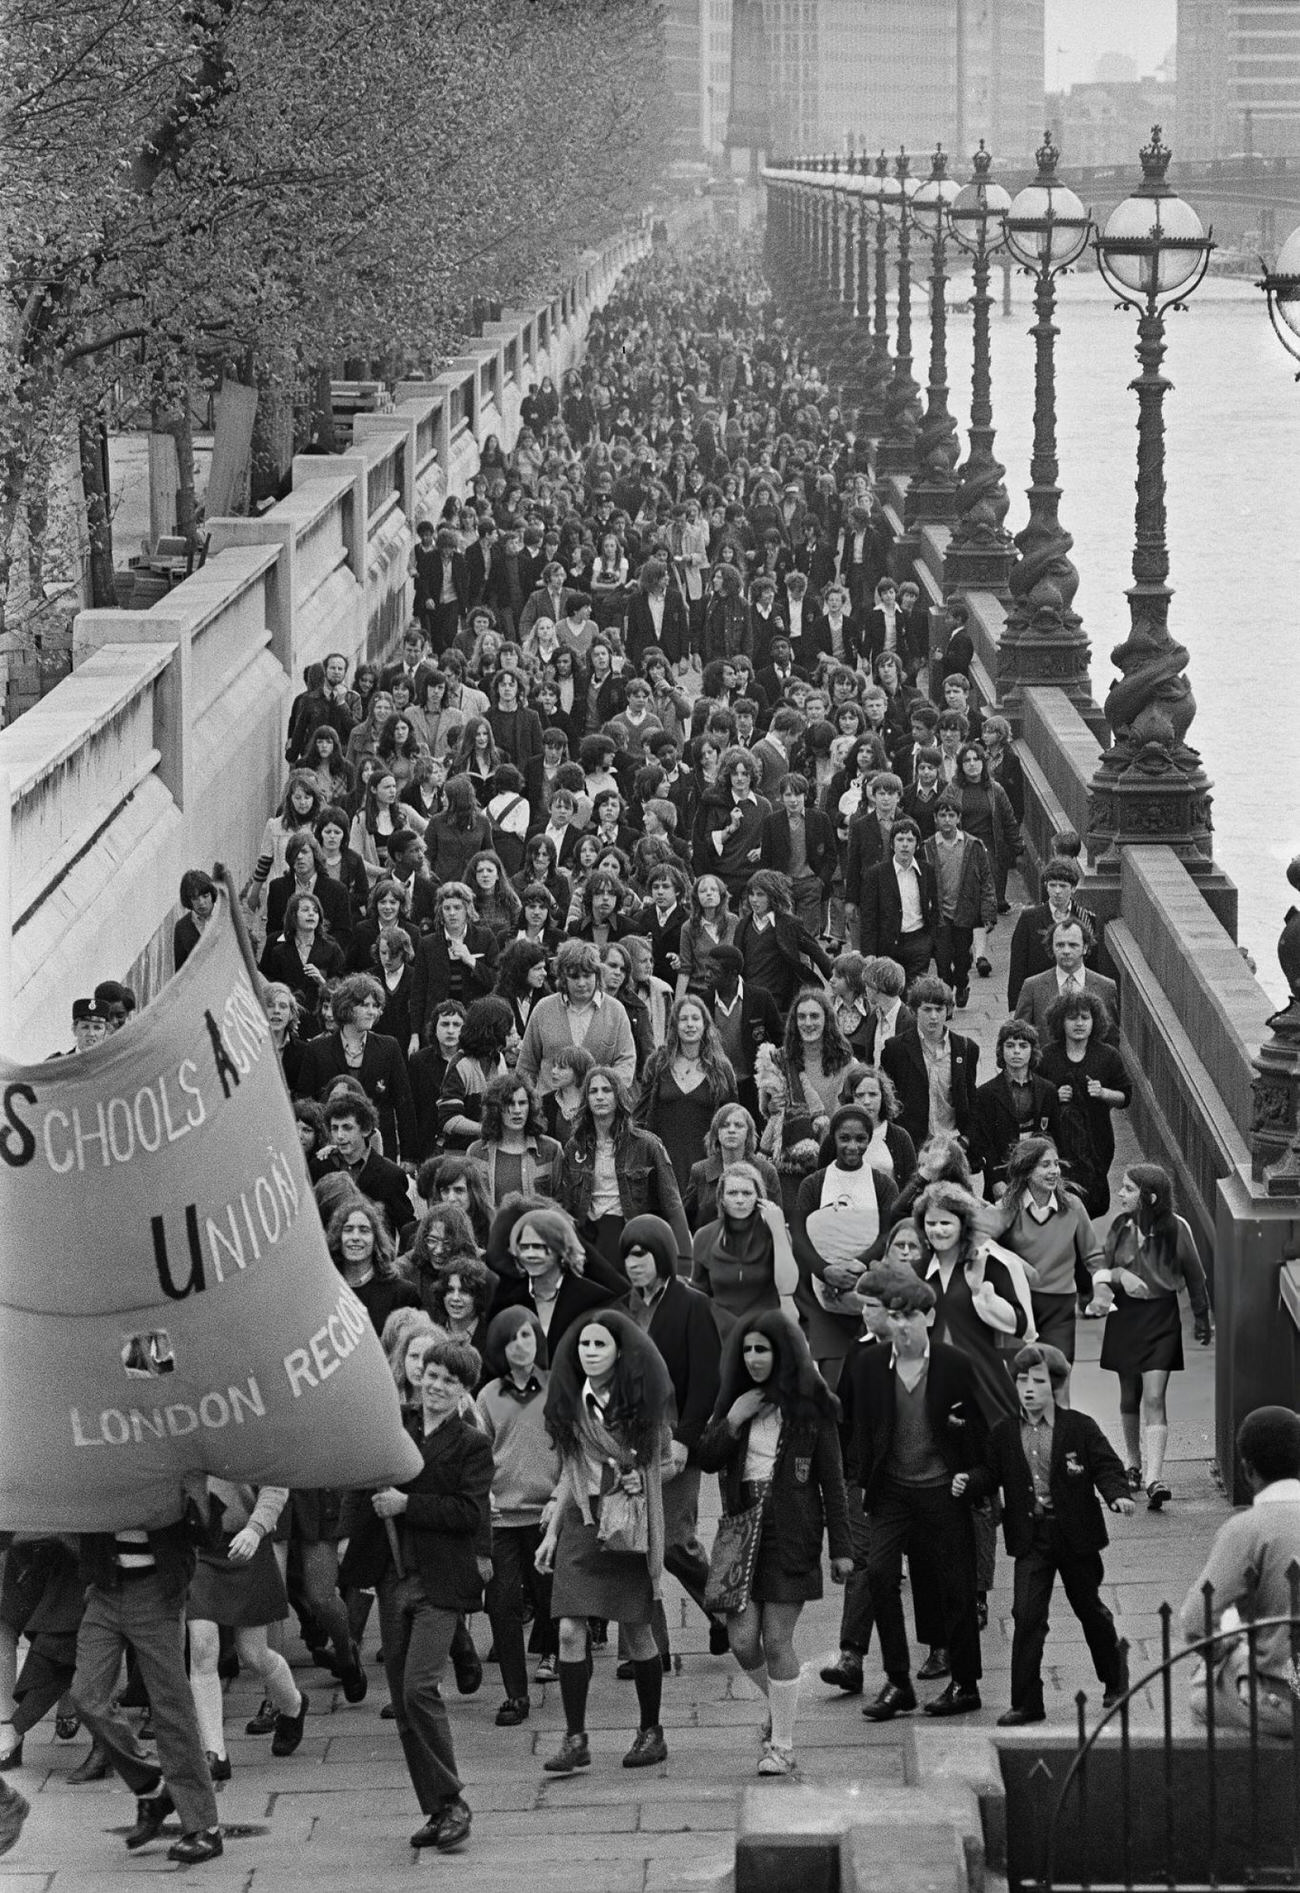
[1180,1489,1300,1683]
[476,1374,561,1527]
[1003,1192,1101,1298]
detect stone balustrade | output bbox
[0,224,649,1058]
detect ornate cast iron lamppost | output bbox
[861,150,893,436]
[876,150,922,477]
[1086,128,1225,905]
[944,141,1015,593]
[906,144,962,526]
[1000,132,1094,730]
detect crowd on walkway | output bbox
[5,237,1238,1871]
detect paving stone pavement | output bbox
[1,876,1229,1888]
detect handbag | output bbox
[596,1485,648,1556]
[704,1497,765,1616]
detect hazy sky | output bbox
[1045,0,1177,91]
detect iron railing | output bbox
[1014,1569,1300,1893]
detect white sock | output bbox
[256,1648,302,1717]
[189,1669,225,1757]
[1145,1424,1168,1484]
[768,1676,800,1750]
[738,1659,770,1700]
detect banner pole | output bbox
[214,862,264,996]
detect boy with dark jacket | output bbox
[955,1343,1133,1726]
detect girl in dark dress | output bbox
[1038,991,1131,1218]
[534,1312,675,1776]
[1093,1163,1212,1510]
[696,1312,852,1777]
[635,994,736,1194]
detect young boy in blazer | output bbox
[954,1343,1134,1726]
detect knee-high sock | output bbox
[558,1660,589,1736]
[768,1676,800,1749]
[632,1656,662,1730]
[189,1670,225,1757]
[1145,1423,1169,1484]
[254,1647,301,1717]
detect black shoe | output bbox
[622,1725,667,1768]
[709,1619,731,1656]
[206,1750,231,1783]
[453,1649,483,1696]
[819,1652,864,1694]
[245,1697,277,1736]
[338,1643,368,1704]
[125,1786,174,1850]
[543,1731,591,1774]
[1147,1478,1172,1511]
[495,1696,530,1726]
[54,1713,80,1742]
[411,1816,441,1849]
[954,984,970,1008]
[168,1827,223,1864]
[1126,1464,1143,1493]
[615,1657,635,1680]
[975,955,993,978]
[997,901,1012,916]
[1102,1684,1128,1710]
[923,1681,982,1717]
[271,1688,309,1757]
[917,1647,950,1682]
[434,1798,472,1852]
[997,1705,1046,1726]
[308,1643,338,1674]
[862,1681,917,1722]
[68,1740,110,1783]
[380,1702,396,1720]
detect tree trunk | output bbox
[78,411,117,606]
[308,362,337,453]
[153,400,199,553]
[250,380,294,508]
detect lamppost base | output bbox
[1086,745,1238,935]
[905,480,958,527]
[996,625,1096,739]
[943,539,1015,594]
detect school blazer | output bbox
[964,1406,1130,1559]
[841,1339,988,1509]
[880,1026,980,1147]
[967,1072,1063,1187]
[859,858,940,957]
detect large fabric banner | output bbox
[0,888,422,1530]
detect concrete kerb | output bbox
[734,1776,988,1893]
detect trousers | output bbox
[378,1573,462,1815]
[865,1480,982,1688]
[485,1523,555,1700]
[839,1481,942,1654]
[72,1574,218,1835]
[1010,1519,1123,1713]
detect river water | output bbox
[935,269,1299,1001]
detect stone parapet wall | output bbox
[0,225,649,1057]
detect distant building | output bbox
[755,0,1043,167]
[1178,0,1300,158]
[1047,78,1174,170]
[664,0,734,169]
[726,0,772,176]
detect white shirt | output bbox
[876,997,903,1045]
[1055,966,1085,995]
[742,1407,781,1483]
[894,861,923,933]
[787,599,804,641]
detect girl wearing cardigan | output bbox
[534,1311,675,1776]
[696,1312,852,1777]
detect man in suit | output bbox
[857,818,937,985]
[967,1020,1064,1198]
[750,707,801,797]
[1014,919,1119,1045]
[843,1264,987,1720]
[860,957,916,1066]
[427,528,470,655]
[758,774,837,938]
[625,558,690,669]
[956,1343,1132,1725]
[754,639,807,713]
[463,518,497,611]
[1005,857,1102,1009]
[518,562,588,640]
[881,975,980,1150]
[844,774,904,942]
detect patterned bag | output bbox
[596,1486,649,1556]
[704,1498,765,1615]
